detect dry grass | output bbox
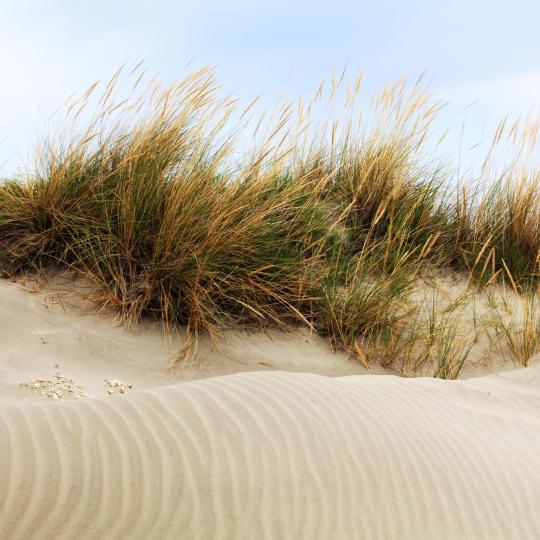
[485,290,540,367]
[1,65,540,375]
[408,291,474,379]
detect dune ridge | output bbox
[1,368,539,539]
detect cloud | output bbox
[445,71,540,114]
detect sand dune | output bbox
[2,279,540,539]
[0,369,539,539]
[0,278,374,405]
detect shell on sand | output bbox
[0,368,540,539]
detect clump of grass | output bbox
[485,290,540,367]
[306,78,455,270]
[1,64,540,376]
[429,317,474,380]
[0,67,345,360]
[455,175,540,288]
[451,115,540,288]
[396,290,474,379]
[316,245,415,367]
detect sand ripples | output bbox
[1,370,540,539]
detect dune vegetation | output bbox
[1,66,540,377]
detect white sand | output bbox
[1,279,540,539]
[0,278,376,404]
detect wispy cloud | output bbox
[445,71,540,113]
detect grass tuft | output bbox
[1,65,540,376]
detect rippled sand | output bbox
[1,279,539,539]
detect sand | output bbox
[1,278,540,539]
[0,278,377,404]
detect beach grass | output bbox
[1,66,540,375]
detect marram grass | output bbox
[2,66,540,376]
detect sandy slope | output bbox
[1,369,540,539]
[1,279,540,539]
[0,279,374,404]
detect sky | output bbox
[2,0,540,175]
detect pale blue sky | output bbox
[2,0,540,174]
